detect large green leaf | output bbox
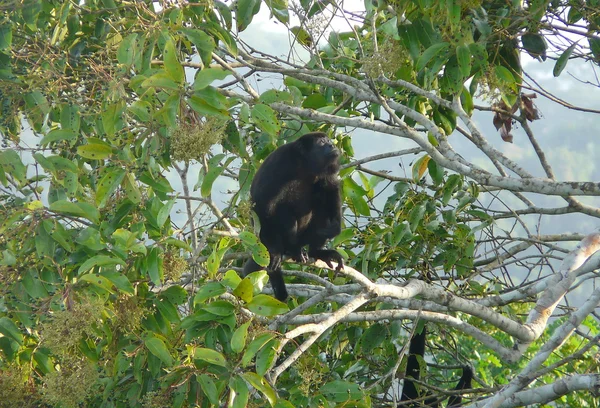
[416,42,449,72]
[319,380,363,402]
[553,42,577,77]
[194,347,227,367]
[236,0,261,32]
[231,321,251,353]
[77,143,113,160]
[49,200,101,224]
[78,255,126,274]
[117,33,138,66]
[96,167,126,208]
[145,336,174,366]
[251,104,280,136]
[40,129,77,146]
[246,294,289,316]
[163,38,184,84]
[193,68,233,90]
[0,317,23,345]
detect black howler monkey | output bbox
[400,325,473,407]
[243,132,344,301]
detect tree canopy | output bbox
[1,0,600,407]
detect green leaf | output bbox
[521,32,547,60]
[246,294,289,316]
[251,104,280,136]
[256,338,277,376]
[187,94,230,119]
[0,150,26,184]
[96,168,126,208]
[237,0,262,32]
[201,165,225,198]
[456,44,471,78]
[343,178,370,217]
[0,23,12,50]
[259,89,294,105]
[128,100,152,122]
[180,28,215,66]
[141,72,180,90]
[0,317,23,345]
[79,273,115,292]
[241,372,277,406]
[202,300,235,316]
[147,248,163,285]
[360,323,386,354]
[416,42,449,72]
[154,297,180,323]
[193,68,233,90]
[103,271,135,294]
[78,255,126,274]
[319,380,363,402]
[101,102,123,137]
[194,347,227,367]
[589,37,600,61]
[222,269,243,289]
[230,375,249,408]
[233,278,254,303]
[164,237,193,253]
[412,155,430,182]
[238,231,261,247]
[60,103,80,132]
[22,269,49,298]
[161,285,188,305]
[145,336,174,366]
[290,26,312,47]
[408,203,426,231]
[198,374,220,405]
[122,172,142,203]
[265,0,289,24]
[553,42,577,77]
[163,38,184,83]
[231,321,251,353]
[193,282,226,304]
[40,129,77,146]
[117,33,138,66]
[494,65,517,90]
[156,198,175,228]
[76,227,105,250]
[49,200,100,224]
[77,143,113,160]
[139,171,174,193]
[242,332,276,366]
[427,159,444,185]
[35,221,54,258]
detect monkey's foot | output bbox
[309,249,344,271]
[289,248,309,263]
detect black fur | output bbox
[400,326,473,407]
[243,132,344,301]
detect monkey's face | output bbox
[307,136,340,175]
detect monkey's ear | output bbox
[295,135,314,153]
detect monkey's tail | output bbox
[268,269,288,301]
[243,259,288,301]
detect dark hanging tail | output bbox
[447,366,473,407]
[243,258,288,301]
[400,325,427,403]
[268,269,288,301]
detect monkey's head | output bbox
[297,132,340,176]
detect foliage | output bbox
[1,0,600,407]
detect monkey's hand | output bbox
[289,248,309,264]
[268,254,282,272]
[309,249,344,271]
